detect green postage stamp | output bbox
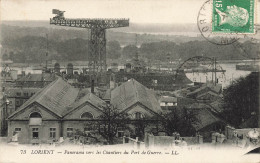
[212,0,255,34]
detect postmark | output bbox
[198,0,259,60]
[212,0,255,34]
[197,0,239,45]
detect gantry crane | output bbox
[50,9,129,84]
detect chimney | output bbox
[22,71,26,76]
[91,79,94,94]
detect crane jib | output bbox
[50,18,129,29]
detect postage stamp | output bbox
[197,0,239,45]
[212,0,255,34]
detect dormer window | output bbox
[80,112,94,119]
[132,112,145,119]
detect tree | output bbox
[162,107,200,136]
[140,41,177,61]
[94,104,130,144]
[122,45,138,59]
[222,72,259,127]
[69,104,130,145]
[131,117,152,140]
[107,41,121,59]
[97,104,129,144]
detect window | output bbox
[15,100,20,107]
[152,79,158,86]
[160,102,166,106]
[30,112,42,118]
[99,125,105,132]
[29,112,42,126]
[16,92,21,96]
[31,93,35,96]
[13,128,21,136]
[15,128,21,132]
[84,126,93,134]
[136,112,141,119]
[24,92,29,97]
[67,128,73,137]
[133,112,144,119]
[50,128,56,139]
[117,127,124,138]
[80,112,94,119]
[167,103,173,106]
[32,128,39,139]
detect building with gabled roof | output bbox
[110,79,162,118]
[186,83,222,103]
[7,78,164,144]
[184,103,226,142]
[7,77,106,144]
[8,77,79,119]
[106,79,164,139]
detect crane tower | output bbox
[50,9,129,77]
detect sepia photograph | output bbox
[0,0,260,162]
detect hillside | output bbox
[0,22,259,63]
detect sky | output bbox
[1,0,260,24]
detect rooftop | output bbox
[16,73,57,82]
[9,77,79,118]
[110,78,162,114]
[159,96,177,103]
[191,108,225,131]
[187,83,222,97]
[5,87,41,97]
[8,77,108,119]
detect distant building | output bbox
[186,83,222,103]
[0,87,41,136]
[5,87,41,112]
[182,103,226,142]
[15,73,57,87]
[159,96,177,113]
[112,70,192,91]
[1,70,18,82]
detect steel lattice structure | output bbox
[175,56,225,85]
[50,13,129,74]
